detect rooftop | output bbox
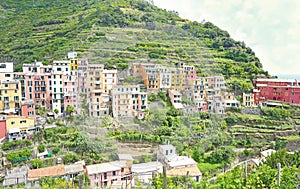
[28,165,66,181]
[169,89,181,96]
[256,78,298,83]
[167,156,197,168]
[86,162,121,175]
[167,165,201,177]
[64,164,84,174]
[131,162,163,173]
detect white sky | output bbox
[154,0,300,75]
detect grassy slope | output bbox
[0,0,268,92]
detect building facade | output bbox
[253,78,300,105]
[111,85,147,119]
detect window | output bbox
[11,121,15,125]
[57,68,62,71]
[113,171,116,176]
[20,120,27,124]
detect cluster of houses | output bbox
[0,52,243,141]
[131,62,240,114]
[0,53,242,119]
[3,144,201,188]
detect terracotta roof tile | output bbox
[28,165,66,181]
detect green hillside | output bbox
[0,0,268,91]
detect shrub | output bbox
[38,144,45,153]
[63,152,79,164]
[52,147,60,155]
[31,158,44,169]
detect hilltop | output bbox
[0,0,268,92]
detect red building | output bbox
[253,78,300,105]
[0,118,6,140]
[21,100,35,118]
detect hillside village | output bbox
[0,52,300,188]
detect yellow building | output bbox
[70,59,78,71]
[5,116,35,132]
[242,93,255,107]
[141,65,160,91]
[0,80,22,115]
[170,68,184,91]
[193,77,207,100]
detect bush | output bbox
[6,149,32,162]
[63,152,79,164]
[1,139,32,151]
[31,158,44,169]
[38,144,45,153]
[52,147,60,155]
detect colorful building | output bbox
[86,162,122,188]
[168,89,184,110]
[0,117,6,140]
[170,68,184,91]
[111,85,148,119]
[253,78,300,105]
[5,116,35,133]
[21,100,35,118]
[181,63,196,86]
[141,64,160,91]
[242,93,255,107]
[23,61,52,109]
[0,80,22,115]
[102,69,117,94]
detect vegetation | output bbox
[0,0,268,92]
[1,139,32,151]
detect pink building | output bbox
[23,62,52,110]
[86,162,122,188]
[205,76,226,89]
[63,72,78,111]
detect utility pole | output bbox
[277,163,281,187]
[163,166,167,189]
[79,173,83,189]
[245,161,248,188]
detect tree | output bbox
[208,146,236,166]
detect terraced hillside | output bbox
[225,107,300,149]
[0,0,268,92]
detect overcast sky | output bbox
[154,0,300,75]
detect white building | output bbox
[51,61,70,115]
[102,69,117,94]
[67,52,77,59]
[168,89,183,109]
[0,62,14,73]
[131,162,163,186]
